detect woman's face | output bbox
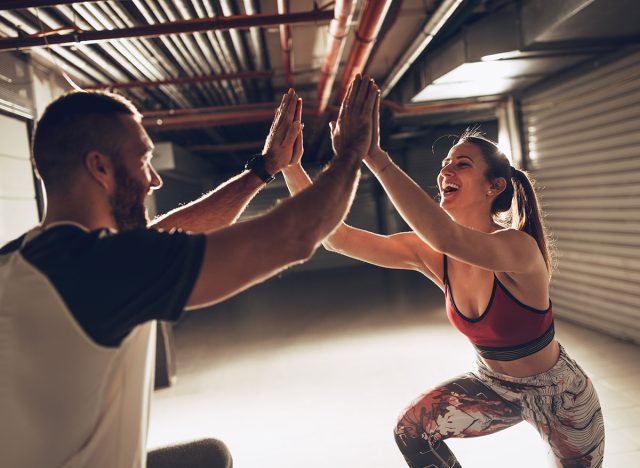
[437,142,492,213]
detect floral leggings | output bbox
[394,345,604,467]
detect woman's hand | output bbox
[262,90,302,176]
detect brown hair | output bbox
[32,90,140,190]
[457,128,553,275]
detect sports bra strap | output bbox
[442,254,449,285]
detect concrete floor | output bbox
[148,265,640,467]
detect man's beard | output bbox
[109,164,149,231]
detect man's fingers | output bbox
[283,120,302,147]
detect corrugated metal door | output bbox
[521,51,640,343]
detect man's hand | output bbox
[331,75,379,160]
[262,89,302,175]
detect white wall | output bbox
[0,113,39,244]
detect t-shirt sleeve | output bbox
[25,227,206,347]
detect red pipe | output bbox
[0,9,334,51]
[0,1,83,9]
[142,109,277,131]
[144,102,278,118]
[277,0,293,89]
[316,0,354,114]
[338,0,393,101]
[84,70,273,91]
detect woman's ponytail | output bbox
[511,168,553,276]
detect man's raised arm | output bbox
[151,90,302,233]
[186,75,380,308]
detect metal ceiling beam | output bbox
[186,141,264,154]
[143,102,277,118]
[0,1,85,9]
[142,109,277,131]
[85,70,273,91]
[0,9,334,51]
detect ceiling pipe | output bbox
[277,0,293,88]
[0,0,83,9]
[85,70,273,91]
[380,0,464,97]
[0,8,335,51]
[337,0,393,102]
[143,109,278,131]
[187,141,264,154]
[316,0,355,115]
[144,101,277,118]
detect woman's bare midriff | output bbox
[480,339,560,378]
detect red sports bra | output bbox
[443,255,554,361]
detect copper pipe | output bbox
[316,0,354,114]
[143,102,278,118]
[85,70,273,91]
[338,0,393,101]
[1,1,82,9]
[187,141,264,154]
[277,0,293,88]
[0,9,334,51]
[143,109,277,131]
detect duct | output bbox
[400,0,640,103]
[337,0,393,101]
[316,0,355,114]
[144,101,277,118]
[380,0,463,97]
[277,0,293,88]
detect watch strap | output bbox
[245,155,275,184]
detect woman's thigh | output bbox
[395,372,523,445]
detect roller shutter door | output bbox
[521,51,640,343]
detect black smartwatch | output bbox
[245,155,275,184]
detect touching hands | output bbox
[262,89,303,175]
[330,74,380,161]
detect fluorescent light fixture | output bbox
[481,50,523,62]
[412,61,538,102]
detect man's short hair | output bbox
[32,90,141,190]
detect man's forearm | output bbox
[274,152,362,251]
[151,170,265,233]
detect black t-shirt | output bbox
[0,224,205,347]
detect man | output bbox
[0,75,379,467]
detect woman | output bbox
[283,93,605,467]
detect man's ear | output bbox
[84,151,113,191]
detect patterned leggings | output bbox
[394,345,604,467]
